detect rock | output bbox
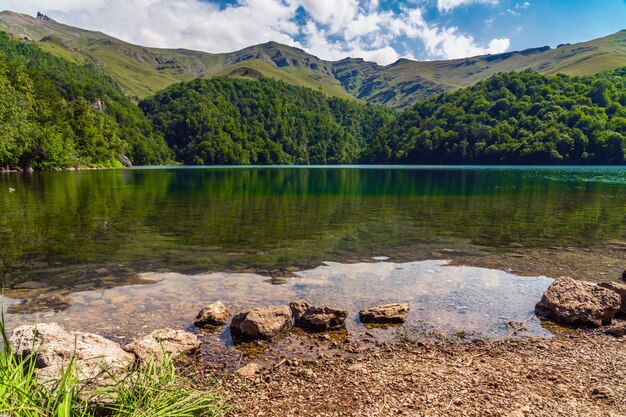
[591,385,615,400]
[535,276,620,326]
[359,303,410,324]
[10,323,134,381]
[7,187,15,193]
[622,270,626,281]
[289,299,311,322]
[124,328,200,362]
[236,363,261,377]
[118,154,132,167]
[230,305,292,340]
[598,281,626,317]
[299,306,348,331]
[194,301,232,327]
[603,321,626,337]
[290,300,347,331]
[13,280,46,289]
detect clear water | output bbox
[0,166,624,352]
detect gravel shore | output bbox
[215,332,626,416]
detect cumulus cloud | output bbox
[2,0,510,64]
[437,0,499,13]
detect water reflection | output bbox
[0,167,624,290]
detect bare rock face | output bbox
[598,281,626,317]
[10,323,134,381]
[535,276,621,327]
[117,154,132,167]
[289,299,347,331]
[124,328,200,362]
[359,303,410,324]
[194,301,232,327]
[230,305,292,340]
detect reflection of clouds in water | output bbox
[2,260,553,345]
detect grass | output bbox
[0,315,228,417]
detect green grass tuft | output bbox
[0,314,227,417]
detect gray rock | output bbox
[535,276,621,327]
[10,323,134,381]
[298,307,348,331]
[359,303,410,324]
[13,280,46,290]
[124,328,200,362]
[598,281,626,317]
[289,299,311,322]
[230,305,292,340]
[194,301,232,327]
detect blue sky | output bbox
[2,0,626,65]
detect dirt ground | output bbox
[212,331,626,417]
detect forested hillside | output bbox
[367,70,626,164]
[139,78,394,164]
[0,32,170,170]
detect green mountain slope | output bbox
[3,10,626,108]
[366,69,626,164]
[139,77,394,164]
[0,32,170,170]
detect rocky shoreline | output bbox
[6,270,626,415]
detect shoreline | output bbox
[215,331,626,416]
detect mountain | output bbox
[2,10,626,108]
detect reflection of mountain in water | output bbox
[0,167,624,290]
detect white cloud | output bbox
[2,0,510,65]
[437,0,498,13]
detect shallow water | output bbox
[3,260,552,367]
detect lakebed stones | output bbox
[235,362,262,377]
[598,281,626,317]
[230,305,292,340]
[535,276,621,327]
[194,301,232,327]
[359,303,410,324]
[10,323,134,381]
[289,299,348,331]
[124,328,200,362]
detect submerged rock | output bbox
[124,328,200,362]
[598,281,626,317]
[10,323,134,381]
[230,305,292,340]
[194,301,232,327]
[289,299,348,331]
[359,303,410,324]
[535,276,620,327]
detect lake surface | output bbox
[1,166,625,359]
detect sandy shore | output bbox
[212,331,626,416]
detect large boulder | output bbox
[289,299,347,331]
[598,281,626,317]
[10,323,134,381]
[194,301,232,327]
[535,276,621,327]
[359,303,410,324]
[124,328,200,362]
[230,305,292,340]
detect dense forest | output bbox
[366,69,626,164]
[1,31,626,168]
[0,32,170,170]
[139,78,394,164]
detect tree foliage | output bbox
[366,69,626,164]
[140,77,394,165]
[0,32,170,170]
